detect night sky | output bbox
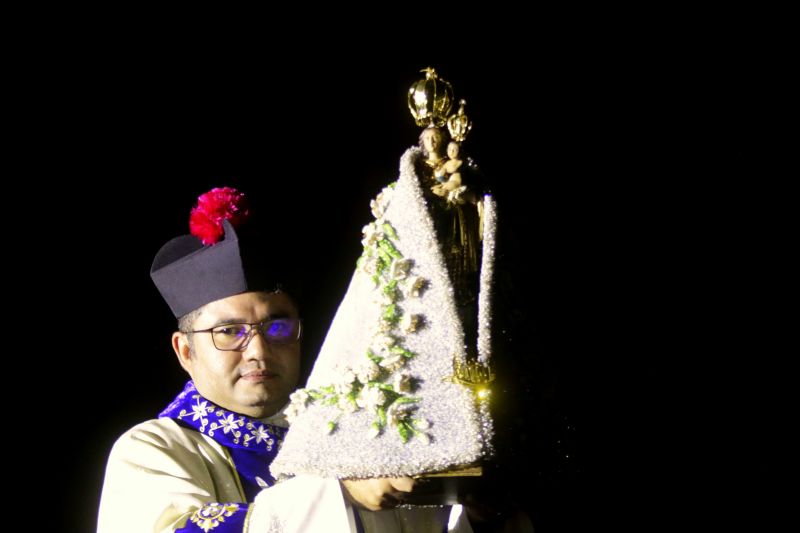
[27,44,769,531]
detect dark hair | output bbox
[177,306,204,355]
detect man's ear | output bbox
[172,331,193,375]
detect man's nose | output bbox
[242,328,272,360]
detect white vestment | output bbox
[98,417,472,532]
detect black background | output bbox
[14,34,774,531]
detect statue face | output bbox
[421,128,444,156]
[447,142,460,159]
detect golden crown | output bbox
[447,99,472,142]
[407,67,454,128]
[408,68,472,144]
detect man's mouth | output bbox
[240,370,278,381]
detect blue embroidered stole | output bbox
[159,381,288,502]
[158,382,367,532]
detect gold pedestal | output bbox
[401,464,484,506]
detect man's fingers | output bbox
[380,492,403,508]
[388,476,415,493]
[341,477,416,511]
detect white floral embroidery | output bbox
[254,425,271,445]
[192,400,209,421]
[175,394,282,450]
[219,413,240,434]
[177,395,215,429]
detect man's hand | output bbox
[339,477,415,511]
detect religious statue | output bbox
[271,68,497,490]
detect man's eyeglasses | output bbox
[188,318,302,351]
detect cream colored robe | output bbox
[98,417,473,532]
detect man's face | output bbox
[179,291,301,418]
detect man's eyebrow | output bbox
[208,312,291,328]
[207,317,248,328]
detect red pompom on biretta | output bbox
[189,187,250,245]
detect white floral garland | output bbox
[286,183,431,444]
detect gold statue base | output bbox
[416,464,483,478]
[402,464,483,506]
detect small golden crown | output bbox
[447,100,472,142]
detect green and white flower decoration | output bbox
[287,183,432,444]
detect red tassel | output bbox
[189,187,249,245]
